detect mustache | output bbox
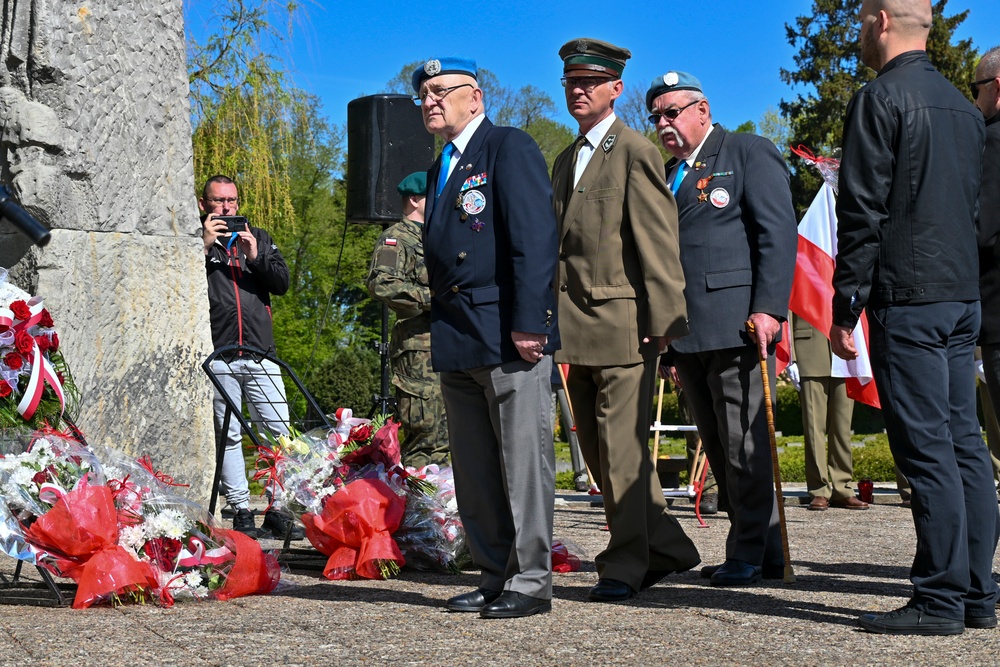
[659,126,685,148]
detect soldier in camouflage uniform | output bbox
[366,172,450,467]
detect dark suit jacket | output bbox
[667,125,797,354]
[978,113,1000,345]
[424,116,559,372]
[551,117,688,366]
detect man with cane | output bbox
[648,71,797,587]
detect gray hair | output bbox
[979,45,1000,79]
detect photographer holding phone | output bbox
[199,174,304,541]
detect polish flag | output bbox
[788,182,881,409]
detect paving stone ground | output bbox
[2,485,999,666]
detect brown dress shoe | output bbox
[831,496,870,510]
[808,496,829,511]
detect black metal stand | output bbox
[0,560,75,607]
[369,220,397,419]
[369,300,396,419]
[202,345,333,517]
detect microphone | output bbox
[0,185,51,247]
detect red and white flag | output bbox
[788,181,881,409]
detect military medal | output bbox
[696,174,714,203]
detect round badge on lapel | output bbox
[709,188,730,209]
[462,190,486,215]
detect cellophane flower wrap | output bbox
[0,430,280,608]
[393,464,468,573]
[0,268,78,430]
[259,408,459,580]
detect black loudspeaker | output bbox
[346,94,435,223]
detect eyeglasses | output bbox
[647,100,699,125]
[560,76,617,92]
[412,83,474,105]
[206,197,238,205]
[971,76,996,98]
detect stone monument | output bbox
[0,2,216,499]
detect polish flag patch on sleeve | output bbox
[384,238,397,246]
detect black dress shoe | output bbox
[966,614,997,629]
[859,605,964,635]
[479,591,551,618]
[588,578,635,602]
[701,561,783,580]
[445,588,502,612]
[698,493,719,515]
[708,559,762,587]
[640,569,673,591]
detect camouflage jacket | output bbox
[366,217,431,355]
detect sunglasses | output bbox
[647,100,699,125]
[971,77,995,98]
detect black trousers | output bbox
[869,301,999,620]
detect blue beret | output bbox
[397,171,427,196]
[411,57,478,92]
[645,71,703,111]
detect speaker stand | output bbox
[369,299,396,419]
[369,219,397,419]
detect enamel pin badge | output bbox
[462,190,486,215]
[709,188,730,208]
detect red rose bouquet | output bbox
[0,268,78,430]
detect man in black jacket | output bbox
[831,0,996,635]
[200,174,304,541]
[975,46,1000,480]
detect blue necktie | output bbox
[436,142,455,198]
[671,161,688,195]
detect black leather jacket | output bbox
[833,51,986,329]
[205,225,289,354]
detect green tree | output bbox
[780,0,977,213]
[189,0,383,387]
[382,63,574,167]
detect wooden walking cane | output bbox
[557,363,597,491]
[745,320,796,583]
[652,375,666,462]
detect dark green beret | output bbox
[559,38,631,78]
[397,171,427,196]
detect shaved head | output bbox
[859,0,931,71]
[879,0,932,37]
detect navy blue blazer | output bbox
[666,125,797,354]
[423,116,560,372]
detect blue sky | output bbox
[189,0,1000,134]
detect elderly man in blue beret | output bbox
[648,71,798,587]
[411,57,560,618]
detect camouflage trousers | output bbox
[393,349,450,468]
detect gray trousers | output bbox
[440,356,555,599]
[211,358,289,509]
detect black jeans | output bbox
[869,300,999,619]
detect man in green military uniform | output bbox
[789,314,865,510]
[366,172,449,468]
